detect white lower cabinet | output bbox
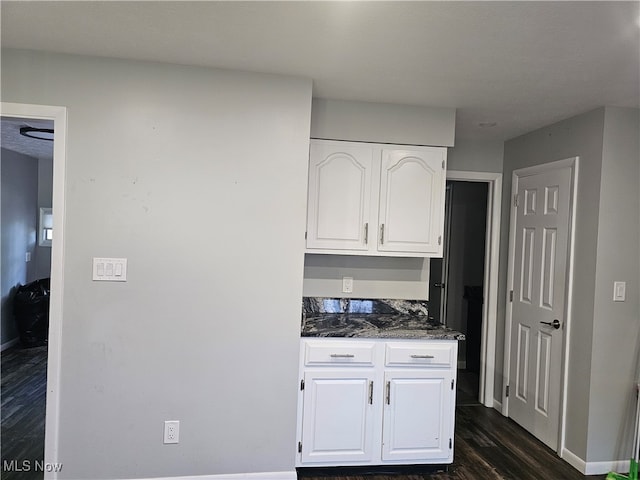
[296,338,458,467]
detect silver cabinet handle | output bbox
[364,223,369,245]
[380,224,385,244]
[368,381,374,405]
[410,354,435,359]
[330,353,355,358]
[386,381,391,405]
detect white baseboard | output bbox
[1,337,19,352]
[119,472,296,480]
[493,399,503,412]
[562,447,630,475]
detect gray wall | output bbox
[588,107,640,462]
[310,98,456,146]
[303,255,430,300]
[447,139,504,173]
[500,107,640,464]
[36,156,53,279]
[1,147,39,346]
[2,49,312,479]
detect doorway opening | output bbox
[430,171,502,409]
[1,115,54,474]
[1,102,67,475]
[432,180,488,405]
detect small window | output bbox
[39,207,53,247]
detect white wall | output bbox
[2,49,312,479]
[1,147,39,346]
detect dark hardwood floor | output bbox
[1,348,606,480]
[1,345,47,480]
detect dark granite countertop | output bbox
[301,297,465,340]
[301,313,465,340]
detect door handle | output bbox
[433,283,445,288]
[540,319,561,330]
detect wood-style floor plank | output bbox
[2,345,47,480]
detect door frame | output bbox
[1,102,67,478]
[501,157,578,455]
[446,171,502,408]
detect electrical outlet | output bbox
[342,277,353,293]
[163,420,180,444]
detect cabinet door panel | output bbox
[378,148,445,254]
[307,142,373,250]
[301,371,376,464]
[382,370,453,462]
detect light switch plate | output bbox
[613,281,626,302]
[93,258,127,282]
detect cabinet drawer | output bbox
[304,341,376,366]
[385,342,453,367]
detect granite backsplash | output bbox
[303,297,429,317]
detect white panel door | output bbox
[306,141,373,251]
[508,166,572,450]
[378,148,446,255]
[381,370,453,462]
[301,370,376,464]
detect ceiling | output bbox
[0,117,54,161]
[1,1,639,145]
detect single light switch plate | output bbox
[342,276,353,293]
[613,281,626,302]
[93,258,127,282]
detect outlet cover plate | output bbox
[164,420,179,444]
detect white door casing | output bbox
[504,158,577,453]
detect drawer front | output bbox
[385,342,453,367]
[304,340,376,366]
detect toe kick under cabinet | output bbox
[295,338,458,467]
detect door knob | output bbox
[540,319,561,330]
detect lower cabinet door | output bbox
[382,369,454,462]
[301,370,376,464]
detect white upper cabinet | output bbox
[305,140,446,257]
[306,141,373,251]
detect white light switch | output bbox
[93,258,127,282]
[613,281,626,302]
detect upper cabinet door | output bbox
[306,141,374,251]
[378,148,446,255]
